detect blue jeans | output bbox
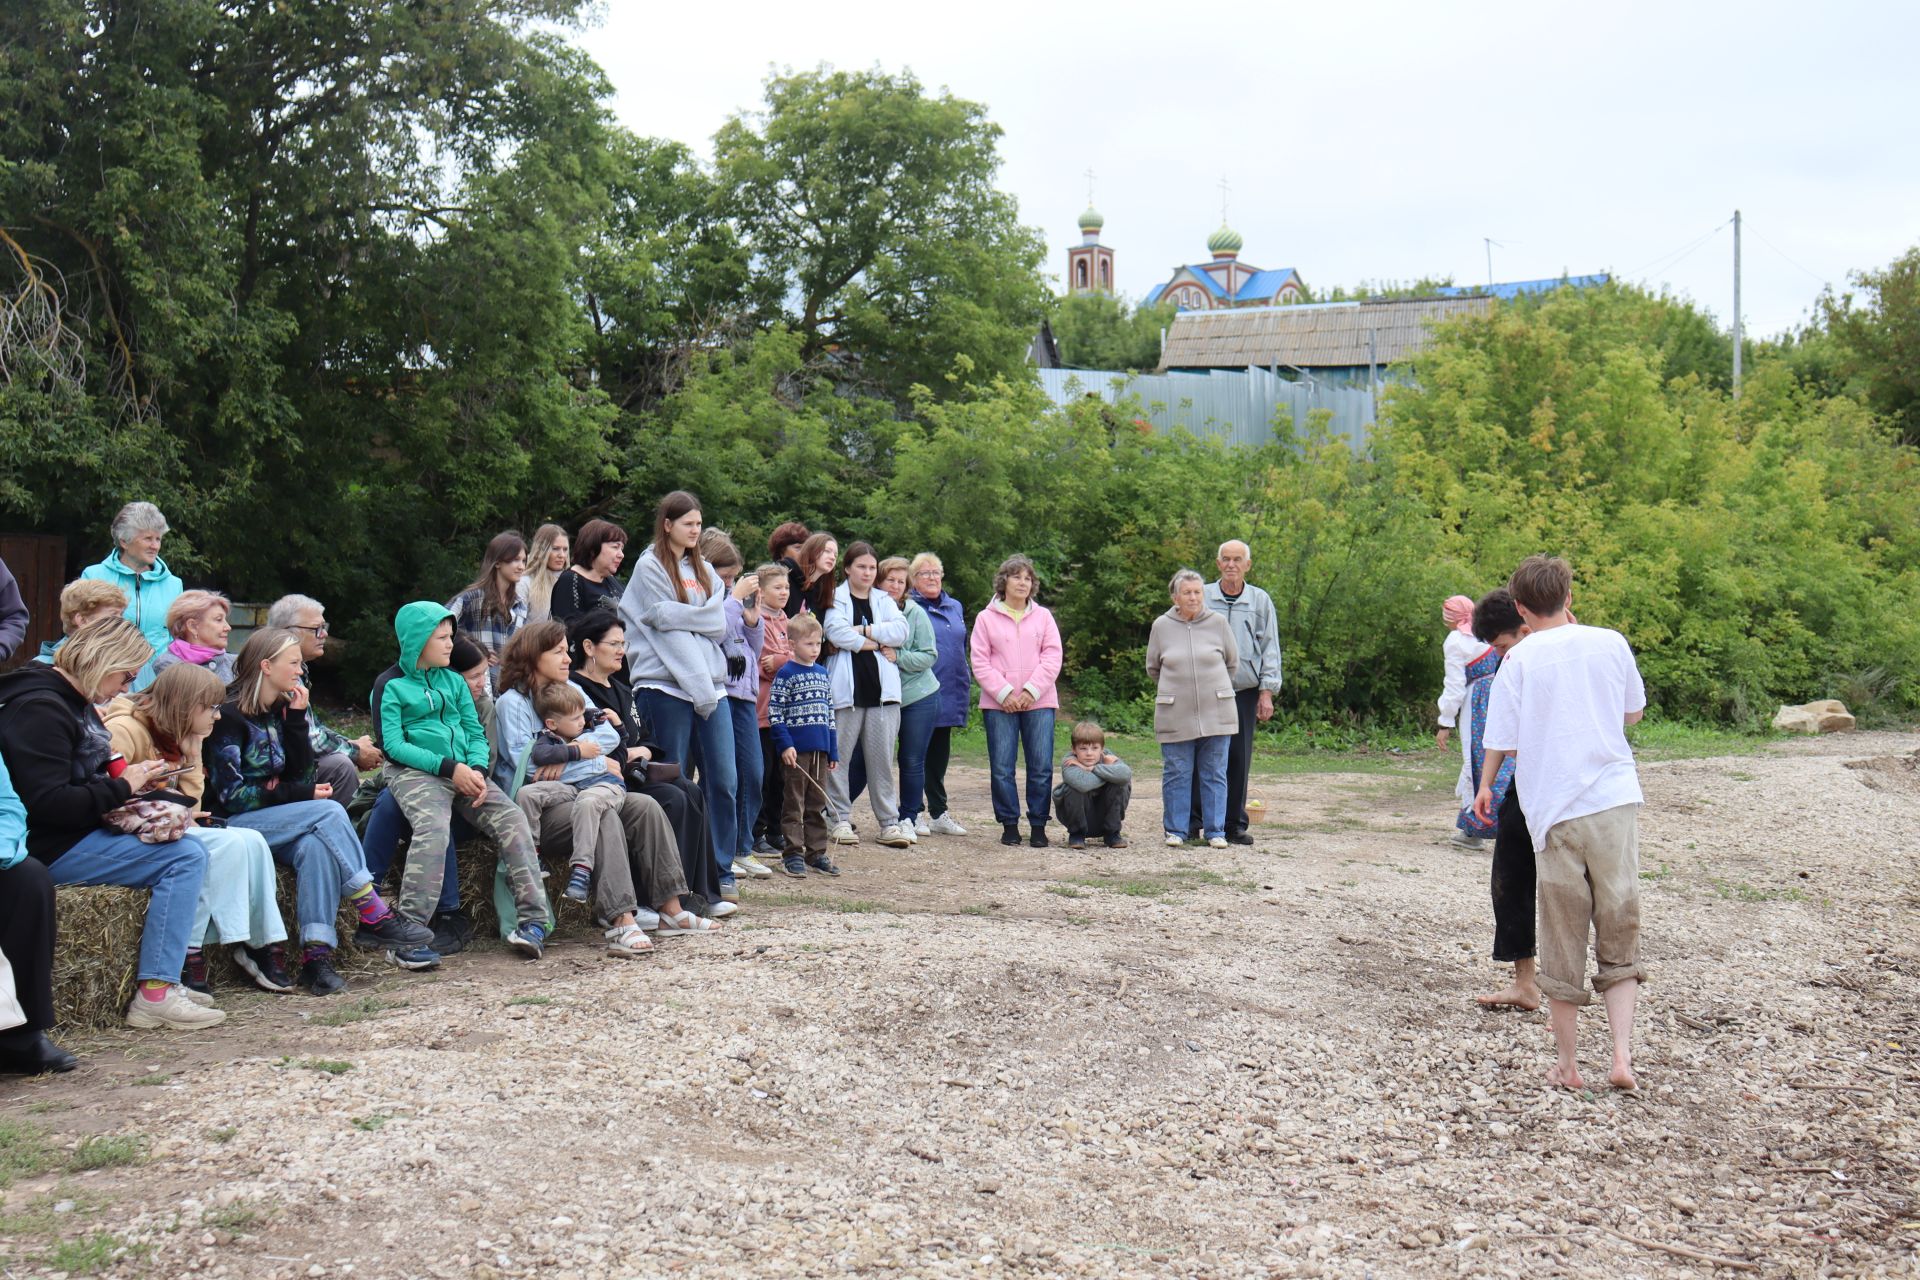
[227,800,372,947]
[983,707,1055,827]
[1161,735,1230,839]
[45,829,208,983]
[361,788,461,914]
[895,695,940,824]
[639,687,738,879]
[728,698,763,858]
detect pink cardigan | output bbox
[969,599,1063,711]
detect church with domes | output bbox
[1065,206,1306,311]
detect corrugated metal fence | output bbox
[1037,366,1375,450]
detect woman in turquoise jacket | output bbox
[79,502,182,653]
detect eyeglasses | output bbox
[914,569,943,579]
[291,625,330,638]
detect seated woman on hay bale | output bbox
[0,618,223,1032]
[0,752,76,1072]
[104,663,296,999]
[491,622,713,949]
[203,628,435,996]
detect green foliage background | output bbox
[4,2,1918,734]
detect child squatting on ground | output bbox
[382,602,553,959]
[518,681,628,904]
[1475,556,1648,1090]
[766,612,839,879]
[1052,721,1131,850]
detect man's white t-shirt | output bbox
[1483,623,1647,852]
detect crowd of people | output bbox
[0,498,1644,1091]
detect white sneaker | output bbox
[876,823,913,849]
[830,822,859,845]
[1165,834,1185,847]
[1208,836,1229,849]
[902,824,918,844]
[632,908,662,931]
[735,854,775,879]
[913,814,931,836]
[710,900,739,919]
[125,986,226,1031]
[930,813,967,836]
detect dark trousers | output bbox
[1191,687,1260,836]
[781,751,830,857]
[1056,782,1131,840]
[631,773,719,906]
[924,727,954,818]
[1490,785,1536,962]
[0,858,57,1032]
[756,727,785,847]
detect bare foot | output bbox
[1547,1061,1585,1090]
[1608,1057,1638,1090]
[1475,984,1541,1010]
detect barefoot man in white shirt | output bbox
[1474,555,1648,1090]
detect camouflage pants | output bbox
[383,766,549,930]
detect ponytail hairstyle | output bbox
[649,490,713,604]
[228,628,304,718]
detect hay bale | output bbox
[52,884,148,1031]
[447,838,585,939]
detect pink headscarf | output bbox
[1442,595,1476,634]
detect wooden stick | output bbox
[1116,974,1129,1000]
[1673,1012,1716,1031]
[1600,1226,1758,1271]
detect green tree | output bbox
[1820,247,1920,443]
[1050,293,1176,371]
[714,67,1050,398]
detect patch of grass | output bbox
[1726,770,1758,782]
[956,905,992,917]
[1390,865,1424,876]
[312,995,408,1027]
[1338,878,1359,888]
[1710,879,1806,904]
[1626,718,1777,761]
[23,1101,68,1115]
[128,1072,172,1086]
[1639,861,1674,883]
[753,891,887,912]
[349,1113,391,1132]
[1063,915,1094,926]
[0,1189,103,1236]
[504,995,551,1007]
[204,1204,270,1233]
[43,1231,137,1274]
[1045,884,1089,899]
[284,1057,354,1075]
[69,1134,146,1171]
[0,1119,56,1188]
[204,1126,238,1144]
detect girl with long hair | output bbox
[447,531,529,690]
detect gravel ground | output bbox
[1,734,1916,1279]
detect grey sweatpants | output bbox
[518,781,687,925]
[825,703,900,828]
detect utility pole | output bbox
[1731,209,1743,399]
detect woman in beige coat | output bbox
[1146,569,1239,848]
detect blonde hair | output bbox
[58,579,127,633]
[165,589,230,640]
[754,563,787,590]
[524,523,567,619]
[907,552,944,578]
[698,528,741,571]
[229,627,303,717]
[876,556,912,587]
[133,663,227,750]
[786,612,824,644]
[54,618,152,701]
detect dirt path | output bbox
[2,735,1916,1278]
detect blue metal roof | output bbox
[1179,266,1229,299]
[1435,274,1610,301]
[1142,283,1167,306]
[1233,267,1299,300]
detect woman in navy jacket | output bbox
[908,553,971,835]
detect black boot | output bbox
[1000,823,1021,846]
[1028,822,1050,848]
[0,1030,78,1075]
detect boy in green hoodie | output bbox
[382,602,552,958]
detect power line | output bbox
[1745,221,1831,288]
[1624,219,1731,280]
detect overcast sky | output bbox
[585,0,1916,339]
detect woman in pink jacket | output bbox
[969,555,1063,847]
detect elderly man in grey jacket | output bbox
[1189,540,1283,843]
